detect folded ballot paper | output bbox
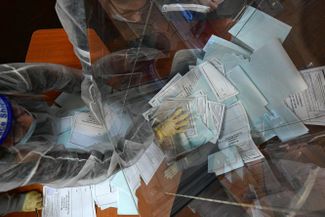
[229,5,292,51]
[150,6,311,175]
[286,66,325,126]
[144,65,228,154]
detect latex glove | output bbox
[164,163,180,179]
[22,191,43,212]
[154,108,190,143]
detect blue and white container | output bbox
[0,95,12,144]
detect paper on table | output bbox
[218,102,264,163]
[286,66,325,125]
[203,35,251,59]
[135,142,165,185]
[239,39,308,141]
[207,100,225,143]
[208,146,244,176]
[94,189,118,210]
[227,65,275,144]
[70,112,107,148]
[123,165,141,193]
[91,175,117,210]
[229,6,292,50]
[199,62,238,102]
[149,73,182,107]
[148,67,225,106]
[72,112,105,134]
[111,171,139,215]
[193,91,209,126]
[242,39,307,101]
[42,186,96,217]
[208,57,225,74]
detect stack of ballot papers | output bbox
[91,142,164,213]
[42,143,164,216]
[205,6,325,176]
[208,102,264,176]
[42,172,138,217]
[286,66,325,126]
[204,5,312,175]
[43,186,96,217]
[144,63,229,153]
[144,5,321,176]
[201,5,310,144]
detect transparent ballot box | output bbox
[70,0,325,216]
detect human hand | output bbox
[22,191,43,212]
[154,108,190,143]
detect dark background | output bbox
[0,0,61,63]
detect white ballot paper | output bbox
[123,165,141,193]
[90,168,141,214]
[199,62,238,102]
[149,73,182,107]
[111,171,139,215]
[70,112,107,148]
[135,142,165,185]
[218,102,264,163]
[91,176,118,210]
[208,57,226,74]
[203,35,251,61]
[229,6,292,51]
[207,100,225,143]
[208,146,244,176]
[149,70,202,106]
[43,186,96,217]
[286,66,325,125]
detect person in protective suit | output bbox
[0,62,113,216]
[0,44,194,215]
[0,0,222,214]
